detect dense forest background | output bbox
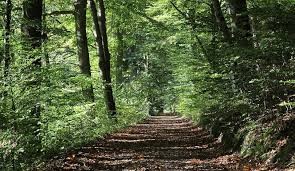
[0,0,294,169]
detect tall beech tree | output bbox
[226,0,253,94]
[74,0,95,102]
[3,0,12,79]
[212,0,231,41]
[2,0,12,103]
[227,0,252,46]
[89,0,116,117]
[22,0,43,152]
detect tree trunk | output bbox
[2,0,12,104]
[212,0,231,41]
[22,0,43,112]
[74,0,95,102]
[22,0,43,150]
[227,0,252,47]
[3,0,12,78]
[89,0,116,117]
[42,1,50,66]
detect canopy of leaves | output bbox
[0,0,294,169]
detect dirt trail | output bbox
[47,115,249,170]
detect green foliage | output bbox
[1,0,294,169]
[1,0,148,170]
[169,0,295,164]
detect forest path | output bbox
[48,115,244,170]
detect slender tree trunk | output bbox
[42,1,50,66]
[22,0,43,152]
[227,0,252,47]
[212,0,231,41]
[227,0,253,95]
[191,25,209,59]
[97,0,115,94]
[2,0,12,105]
[1,0,12,116]
[22,0,43,113]
[74,0,95,102]
[144,54,153,115]
[4,0,12,79]
[89,0,116,117]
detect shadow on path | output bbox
[46,115,253,170]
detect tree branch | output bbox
[170,1,209,58]
[132,10,170,31]
[170,2,187,19]
[120,3,170,31]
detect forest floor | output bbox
[46,115,283,171]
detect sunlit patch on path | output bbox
[46,115,257,170]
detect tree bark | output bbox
[22,0,43,151]
[89,0,116,117]
[2,0,12,104]
[227,0,252,47]
[22,0,43,114]
[74,0,95,102]
[3,0,12,78]
[212,0,231,41]
[42,1,50,66]
[23,0,43,55]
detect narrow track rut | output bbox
[48,115,242,170]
